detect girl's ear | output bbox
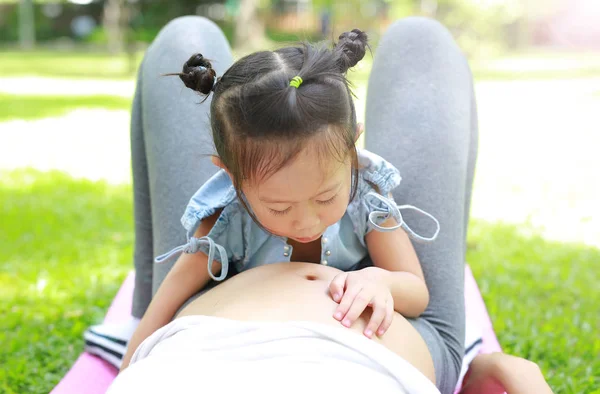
[211,156,233,177]
[355,122,364,142]
[211,156,225,169]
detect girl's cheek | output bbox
[257,214,287,234]
[252,210,269,227]
[324,202,346,224]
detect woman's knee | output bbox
[144,16,233,75]
[159,16,223,41]
[379,17,465,63]
[387,17,455,47]
[151,16,229,54]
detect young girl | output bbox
[119,28,440,369]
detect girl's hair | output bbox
[172,28,369,219]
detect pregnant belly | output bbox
[177,262,435,383]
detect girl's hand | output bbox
[329,269,394,338]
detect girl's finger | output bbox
[377,298,395,337]
[329,273,347,304]
[334,283,362,322]
[364,297,386,339]
[341,288,373,328]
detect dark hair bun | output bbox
[336,29,368,73]
[179,53,217,95]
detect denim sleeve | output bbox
[198,203,246,267]
[181,169,237,237]
[349,150,440,243]
[155,202,246,282]
[153,170,244,281]
[347,152,402,246]
[357,149,403,197]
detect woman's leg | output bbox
[85,16,234,367]
[130,60,154,319]
[137,16,234,295]
[364,17,477,394]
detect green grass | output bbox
[471,67,600,81]
[0,169,133,394]
[0,93,132,122]
[470,50,600,80]
[0,50,143,79]
[1,169,598,393]
[467,221,600,393]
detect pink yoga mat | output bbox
[51,273,134,394]
[51,266,501,394]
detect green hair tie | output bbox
[289,76,303,88]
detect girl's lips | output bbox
[295,233,321,243]
[263,226,322,243]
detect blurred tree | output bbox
[1,0,543,56]
[434,0,524,54]
[18,0,35,48]
[234,0,266,50]
[309,0,413,42]
[103,0,127,54]
[100,0,231,52]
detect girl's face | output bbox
[241,148,352,243]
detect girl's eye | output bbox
[269,207,291,216]
[317,195,337,205]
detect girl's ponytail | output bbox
[335,29,369,73]
[165,53,219,100]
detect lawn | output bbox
[467,222,600,393]
[0,93,131,122]
[0,50,142,79]
[0,169,598,393]
[0,169,133,394]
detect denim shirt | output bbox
[155,149,440,281]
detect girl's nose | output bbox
[293,206,320,232]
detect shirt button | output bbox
[321,260,328,265]
[322,237,329,243]
[283,245,291,252]
[283,252,290,257]
[325,250,331,256]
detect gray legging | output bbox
[130,16,477,394]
